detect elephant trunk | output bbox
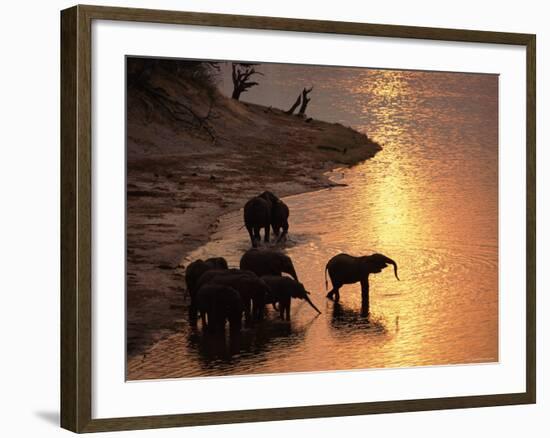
[304,294,322,314]
[386,257,400,281]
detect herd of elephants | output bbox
[185,191,400,333]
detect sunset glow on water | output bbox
[128,66,498,379]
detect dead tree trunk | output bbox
[231,63,262,100]
[285,94,302,114]
[298,87,313,116]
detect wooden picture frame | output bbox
[61,4,536,433]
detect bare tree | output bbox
[231,63,263,100]
[298,87,313,116]
[285,94,302,114]
[286,87,313,116]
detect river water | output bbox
[129,66,498,379]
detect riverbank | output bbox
[126,60,382,359]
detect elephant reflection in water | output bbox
[186,317,317,368]
[330,302,387,334]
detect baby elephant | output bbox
[195,284,243,333]
[261,276,322,321]
[197,269,269,325]
[325,253,399,309]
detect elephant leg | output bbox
[246,226,255,247]
[260,298,266,320]
[229,313,242,333]
[211,313,222,333]
[326,285,341,302]
[283,221,289,234]
[277,221,289,243]
[360,278,370,313]
[263,223,271,243]
[200,311,208,330]
[243,300,252,327]
[208,308,224,333]
[280,297,290,320]
[253,227,261,246]
[253,298,264,321]
[189,303,198,326]
[213,314,224,333]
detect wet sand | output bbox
[126,66,382,360]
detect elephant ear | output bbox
[367,254,389,272]
[290,282,307,298]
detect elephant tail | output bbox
[324,266,329,290]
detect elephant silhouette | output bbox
[325,253,399,311]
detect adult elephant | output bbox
[196,269,270,325]
[185,257,229,326]
[195,284,242,333]
[243,196,271,247]
[259,191,290,242]
[261,276,322,320]
[325,253,400,310]
[240,248,299,281]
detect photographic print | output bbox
[125,57,498,380]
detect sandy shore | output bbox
[126,61,382,359]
